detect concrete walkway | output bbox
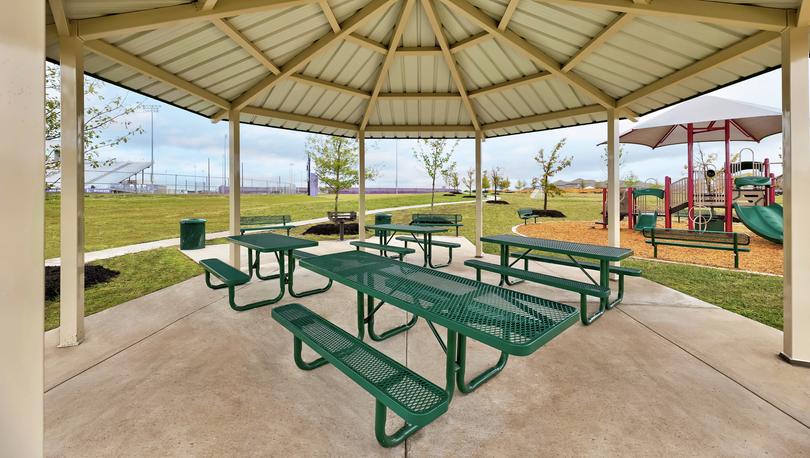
[44,198,477,266]
[44,238,810,456]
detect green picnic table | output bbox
[207,233,330,310]
[477,234,635,324]
[365,223,454,268]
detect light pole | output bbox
[142,104,160,184]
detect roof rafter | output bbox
[617,30,779,108]
[74,0,319,40]
[365,125,475,133]
[799,1,810,26]
[397,47,442,56]
[442,0,616,110]
[291,74,371,98]
[562,12,634,73]
[379,92,460,100]
[484,104,604,131]
[422,0,481,131]
[212,0,397,121]
[198,0,219,11]
[319,0,341,32]
[47,0,70,36]
[360,0,416,131]
[346,33,388,53]
[241,106,357,131]
[450,32,492,53]
[468,71,552,98]
[498,0,520,31]
[545,0,787,32]
[83,39,231,110]
[211,17,280,74]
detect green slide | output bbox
[635,212,658,231]
[733,203,784,244]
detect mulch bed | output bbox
[45,265,120,300]
[516,221,783,275]
[532,210,566,218]
[486,200,510,205]
[303,223,360,236]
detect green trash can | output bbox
[180,218,206,250]
[374,213,392,236]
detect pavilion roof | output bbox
[45,0,801,138]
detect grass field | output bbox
[45,192,462,259]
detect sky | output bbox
[88,65,785,189]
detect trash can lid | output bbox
[376,213,392,217]
[181,218,207,223]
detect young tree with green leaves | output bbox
[462,167,475,196]
[481,172,490,192]
[490,167,506,201]
[515,179,527,190]
[306,135,378,213]
[533,138,573,210]
[442,162,460,193]
[412,139,458,208]
[45,63,143,187]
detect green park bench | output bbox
[517,208,540,224]
[509,252,641,308]
[464,259,610,325]
[396,236,461,265]
[289,250,333,297]
[199,258,256,311]
[271,303,450,448]
[240,215,293,236]
[349,241,415,261]
[642,228,751,269]
[410,213,463,236]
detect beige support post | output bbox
[475,131,483,257]
[780,24,810,366]
[358,131,367,242]
[59,36,86,347]
[606,109,621,250]
[0,1,45,453]
[229,110,241,269]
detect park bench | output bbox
[289,250,333,297]
[272,303,450,448]
[240,215,293,236]
[349,241,414,261]
[396,236,460,265]
[410,213,463,236]
[642,228,750,269]
[517,208,540,224]
[327,211,357,241]
[509,252,640,308]
[199,258,254,311]
[464,259,610,325]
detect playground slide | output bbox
[634,213,658,231]
[733,203,784,244]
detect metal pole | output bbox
[142,105,160,184]
[207,158,211,194]
[724,120,733,232]
[687,122,695,231]
[395,139,399,194]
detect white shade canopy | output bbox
[616,96,782,148]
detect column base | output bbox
[779,352,810,368]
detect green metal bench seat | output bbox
[464,259,609,325]
[396,236,460,267]
[517,208,540,224]
[272,303,450,448]
[240,215,293,236]
[201,258,274,311]
[410,213,463,236]
[292,249,317,259]
[289,250,333,297]
[349,241,415,260]
[642,228,751,268]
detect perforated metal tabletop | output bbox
[228,233,317,252]
[299,250,579,356]
[480,234,633,261]
[365,224,448,234]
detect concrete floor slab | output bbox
[44,237,810,456]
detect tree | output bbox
[515,179,526,190]
[45,63,144,187]
[533,138,573,210]
[442,162,460,193]
[600,144,627,177]
[490,167,506,201]
[622,171,642,188]
[412,139,458,207]
[462,168,475,195]
[481,172,491,191]
[306,135,378,213]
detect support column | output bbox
[606,109,620,249]
[724,120,733,232]
[687,123,695,230]
[0,1,45,453]
[475,131,483,257]
[781,24,810,366]
[358,131,366,242]
[229,110,241,269]
[59,36,85,347]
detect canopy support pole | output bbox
[780,24,810,366]
[229,109,241,269]
[687,123,695,230]
[359,130,366,242]
[724,120,733,232]
[59,36,86,347]
[0,1,44,453]
[606,109,620,251]
[475,131,483,257]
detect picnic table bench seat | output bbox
[396,235,460,266]
[410,213,463,236]
[272,303,449,448]
[240,215,293,236]
[200,258,270,312]
[642,228,750,268]
[349,241,414,260]
[464,259,609,325]
[509,253,641,277]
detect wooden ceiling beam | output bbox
[319,0,341,32]
[47,0,70,36]
[449,32,492,53]
[241,106,357,131]
[378,92,461,100]
[483,104,604,131]
[562,12,634,73]
[346,33,388,53]
[291,74,371,98]
[198,0,220,11]
[498,0,520,31]
[211,17,281,74]
[468,71,552,98]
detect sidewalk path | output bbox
[45,198,478,266]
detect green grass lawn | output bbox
[45,192,463,258]
[45,247,202,331]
